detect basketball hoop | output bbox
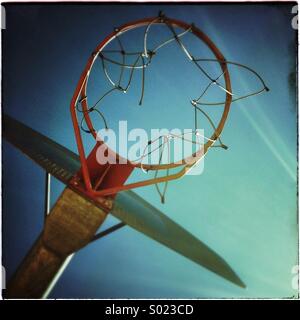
[70,12,268,203]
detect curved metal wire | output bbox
[80,109,108,133]
[154,136,170,203]
[192,58,269,105]
[74,13,268,202]
[143,17,160,58]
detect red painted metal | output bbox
[70,141,134,200]
[69,16,232,199]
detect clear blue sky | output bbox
[2,3,298,298]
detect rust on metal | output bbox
[6,188,108,298]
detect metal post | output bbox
[44,172,51,218]
[6,188,108,298]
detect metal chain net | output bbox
[76,13,269,203]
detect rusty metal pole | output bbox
[5,188,108,299]
[44,172,51,219]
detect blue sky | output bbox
[2,3,298,298]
